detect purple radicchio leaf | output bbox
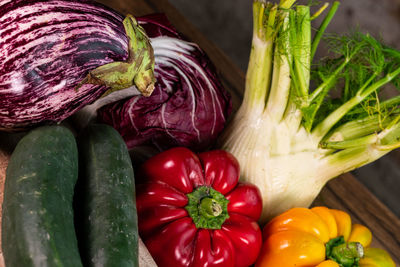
[97,14,232,152]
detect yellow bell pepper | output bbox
[255,207,396,267]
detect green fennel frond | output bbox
[306,32,400,133]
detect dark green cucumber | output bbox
[2,126,82,267]
[75,124,138,267]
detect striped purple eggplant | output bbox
[0,0,154,131]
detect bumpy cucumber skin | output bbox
[2,126,82,267]
[75,124,138,267]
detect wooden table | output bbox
[1,0,400,265]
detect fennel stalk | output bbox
[219,0,400,223]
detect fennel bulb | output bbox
[219,0,400,223]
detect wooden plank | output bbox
[0,152,7,267]
[96,0,153,17]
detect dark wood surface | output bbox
[0,0,399,265]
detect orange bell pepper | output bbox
[255,207,395,267]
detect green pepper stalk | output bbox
[219,0,400,223]
[326,236,364,267]
[185,186,230,229]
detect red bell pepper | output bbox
[136,147,263,267]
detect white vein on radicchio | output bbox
[97,14,232,152]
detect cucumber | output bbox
[75,124,138,267]
[2,125,82,266]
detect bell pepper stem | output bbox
[326,236,364,267]
[185,186,229,229]
[199,197,223,218]
[331,242,364,266]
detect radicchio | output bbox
[98,14,232,151]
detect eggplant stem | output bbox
[75,15,155,97]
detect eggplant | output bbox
[0,0,155,131]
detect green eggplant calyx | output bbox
[76,14,155,97]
